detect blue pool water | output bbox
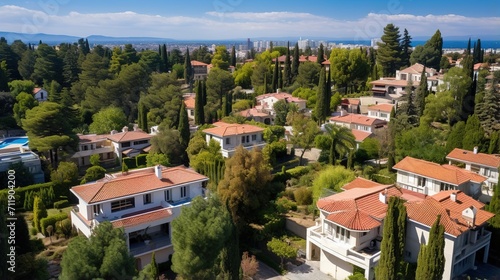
[0,137,29,149]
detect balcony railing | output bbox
[129,231,172,256]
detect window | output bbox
[380,113,388,118]
[252,134,257,141]
[111,198,135,212]
[93,204,101,216]
[440,182,455,191]
[246,135,250,142]
[241,136,246,143]
[122,142,131,148]
[180,186,188,198]
[164,189,172,202]
[143,193,152,204]
[190,109,194,115]
[417,177,427,187]
[226,138,230,145]
[133,140,149,145]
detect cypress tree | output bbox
[317,43,325,65]
[278,66,283,90]
[138,98,148,132]
[415,68,429,118]
[161,44,168,72]
[325,67,332,116]
[184,48,193,90]
[415,215,445,280]
[446,121,465,152]
[33,196,47,233]
[195,81,205,125]
[272,58,279,92]
[151,252,159,280]
[466,38,471,55]
[462,114,486,151]
[263,73,268,94]
[230,45,236,67]
[376,196,406,280]
[178,102,190,148]
[314,67,327,124]
[292,42,300,81]
[283,42,291,87]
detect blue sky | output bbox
[0,0,499,40]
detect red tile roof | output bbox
[191,60,208,66]
[326,209,382,231]
[393,156,487,185]
[370,78,420,87]
[32,87,43,94]
[203,122,264,137]
[78,133,110,143]
[341,98,360,106]
[350,129,372,142]
[237,108,270,118]
[406,191,494,236]
[111,207,172,228]
[399,63,436,75]
[107,130,152,143]
[367,103,394,113]
[342,177,386,190]
[330,113,387,127]
[256,92,306,104]
[71,165,208,203]
[184,95,195,109]
[447,148,500,168]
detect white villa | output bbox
[70,165,208,269]
[32,87,48,102]
[366,103,394,122]
[393,156,487,200]
[306,180,494,280]
[256,92,307,116]
[202,122,266,158]
[329,113,387,133]
[447,147,500,202]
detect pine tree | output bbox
[415,215,445,280]
[489,131,500,154]
[400,28,412,68]
[463,114,486,151]
[283,42,291,87]
[377,24,402,76]
[195,81,205,125]
[317,43,325,65]
[292,42,300,82]
[446,121,465,152]
[376,196,406,280]
[272,58,279,92]
[178,102,190,148]
[230,45,236,67]
[476,86,500,136]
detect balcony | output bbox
[129,231,172,256]
[308,225,381,268]
[454,230,492,262]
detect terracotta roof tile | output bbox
[78,133,110,143]
[447,148,500,168]
[184,95,195,109]
[350,129,372,142]
[326,209,381,231]
[406,191,494,236]
[237,108,270,118]
[393,156,487,185]
[367,103,395,113]
[191,60,208,66]
[71,166,208,203]
[342,177,385,190]
[111,207,172,228]
[329,113,387,127]
[107,131,152,143]
[203,122,264,137]
[399,63,436,74]
[256,92,306,104]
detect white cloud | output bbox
[0,5,498,40]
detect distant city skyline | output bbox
[0,1,499,40]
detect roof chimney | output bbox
[462,206,477,228]
[276,88,280,94]
[473,146,478,154]
[122,126,128,132]
[155,165,162,179]
[133,124,139,131]
[379,189,388,204]
[450,192,457,202]
[110,130,117,135]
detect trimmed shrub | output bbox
[135,154,147,167]
[40,213,68,236]
[30,227,38,236]
[53,200,69,209]
[122,157,137,169]
[0,181,64,208]
[275,197,297,213]
[286,166,310,178]
[294,187,313,205]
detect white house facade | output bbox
[329,113,387,133]
[70,165,208,269]
[32,87,48,102]
[202,122,266,158]
[366,103,394,122]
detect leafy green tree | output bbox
[311,165,355,202]
[376,196,407,280]
[150,128,187,166]
[8,79,35,98]
[206,68,234,120]
[211,45,230,70]
[0,61,8,91]
[33,196,47,233]
[446,121,465,152]
[13,92,38,126]
[135,252,161,280]
[82,166,106,183]
[172,196,234,279]
[142,73,182,129]
[178,101,190,148]
[59,43,80,87]
[296,61,321,88]
[396,125,447,163]
[90,154,101,167]
[462,114,486,151]
[489,131,500,154]
[218,146,273,228]
[267,237,297,269]
[421,90,457,126]
[272,57,279,92]
[377,24,402,76]
[233,62,253,89]
[400,28,413,68]
[146,152,170,167]
[50,161,79,187]
[273,99,289,126]
[138,50,162,73]
[89,107,128,134]
[288,112,321,165]
[329,48,369,94]
[415,215,445,280]
[410,30,443,71]
[317,43,325,65]
[77,52,110,89]
[33,43,62,85]
[18,49,36,81]
[60,221,135,280]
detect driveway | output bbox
[256,260,332,280]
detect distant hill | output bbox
[0,31,175,45]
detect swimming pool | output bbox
[0,137,29,149]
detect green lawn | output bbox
[47,205,73,216]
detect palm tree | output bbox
[324,124,356,165]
